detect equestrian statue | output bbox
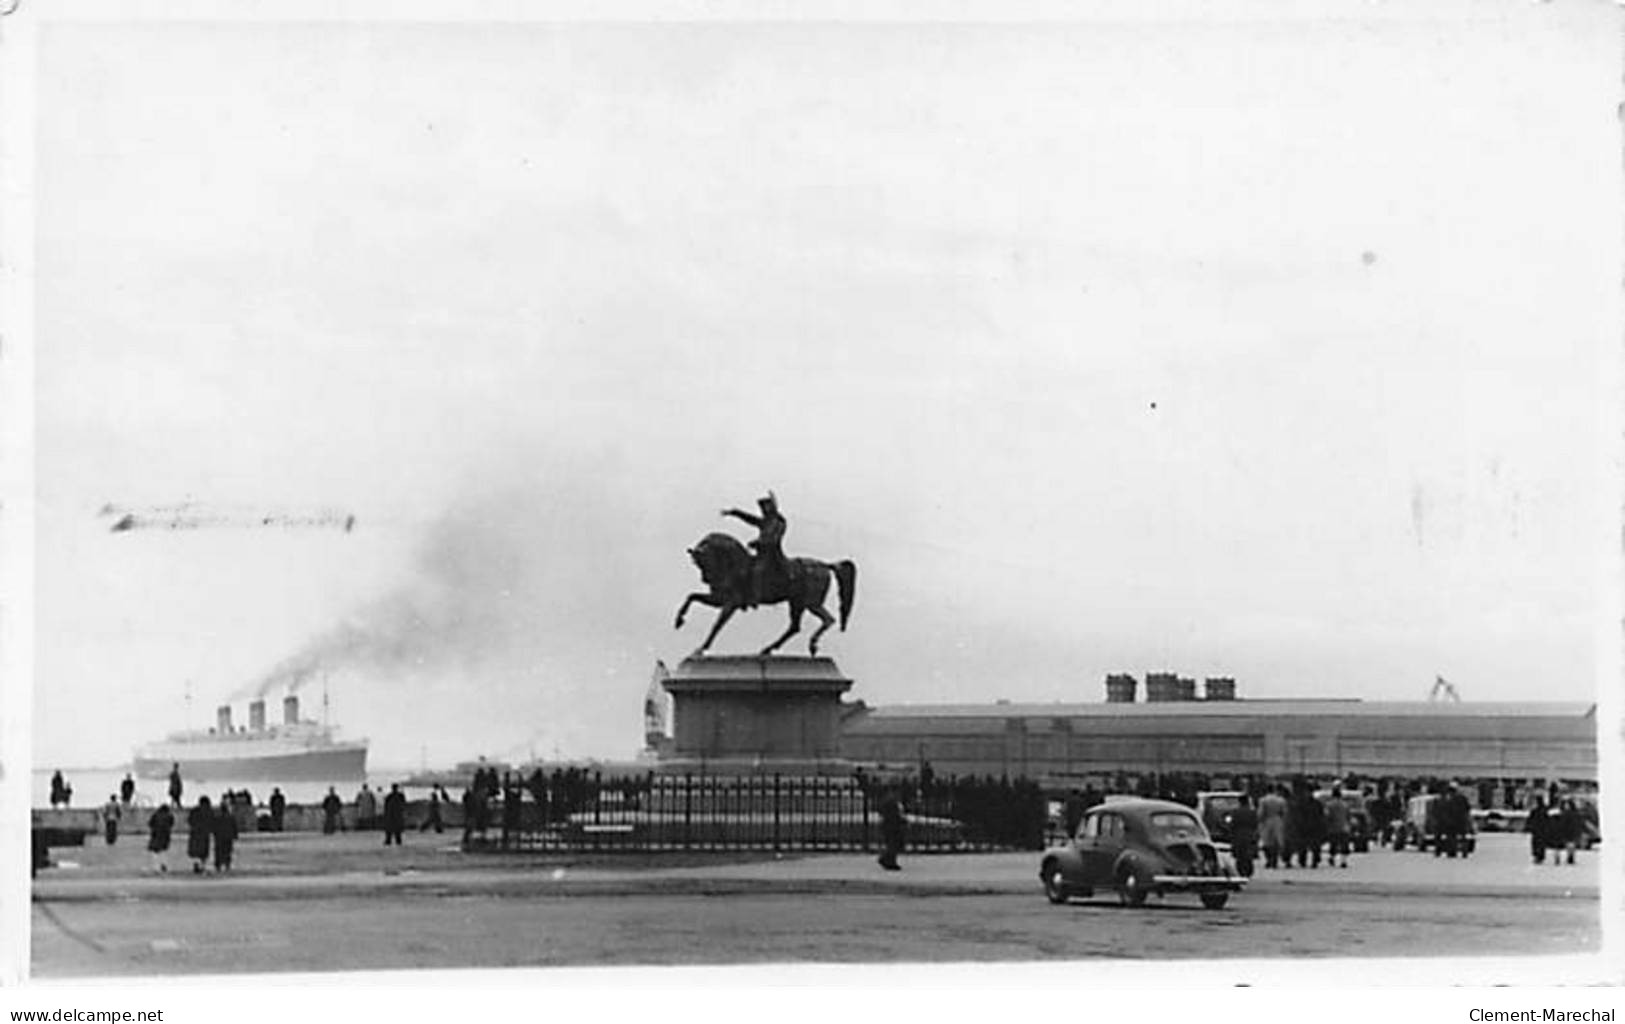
[674,491,857,657]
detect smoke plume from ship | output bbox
[235,491,533,700]
[230,459,667,713]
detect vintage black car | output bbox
[1039,797,1245,910]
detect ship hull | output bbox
[133,744,367,783]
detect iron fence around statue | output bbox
[462,772,1047,854]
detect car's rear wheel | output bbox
[1042,862,1070,905]
[1115,865,1148,907]
[1200,892,1230,910]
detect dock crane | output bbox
[1429,675,1461,703]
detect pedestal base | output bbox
[661,655,854,763]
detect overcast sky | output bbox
[30,5,1619,769]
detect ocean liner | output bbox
[132,694,367,782]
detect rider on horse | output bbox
[722,491,788,609]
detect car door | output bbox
[1081,811,1125,884]
[1067,811,1102,887]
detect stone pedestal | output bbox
[659,655,854,772]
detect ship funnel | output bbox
[216,705,233,733]
[249,700,266,730]
[283,695,299,725]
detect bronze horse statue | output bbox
[674,532,857,657]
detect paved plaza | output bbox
[30,831,1610,977]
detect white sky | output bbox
[27,6,1620,769]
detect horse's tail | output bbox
[834,560,857,630]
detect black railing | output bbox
[461,772,1048,854]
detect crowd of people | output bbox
[1051,771,1598,876]
[43,762,1600,881]
[1526,791,1591,866]
[129,793,242,874]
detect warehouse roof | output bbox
[853,700,1595,721]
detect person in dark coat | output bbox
[1437,784,1471,858]
[119,774,136,806]
[212,798,239,872]
[382,784,407,846]
[500,781,523,849]
[1557,798,1584,865]
[321,787,344,835]
[168,764,184,807]
[1062,790,1087,839]
[102,795,122,845]
[269,788,287,832]
[1526,793,1550,865]
[1227,794,1260,877]
[186,797,213,873]
[1290,787,1324,868]
[461,787,479,845]
[147,803,174,873]
[877,787,906,871]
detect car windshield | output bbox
[1148,811,1206,842]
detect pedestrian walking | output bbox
[1258,786,1288,869]
[1558,798,1584,865]
[877,787,906,871]
[1228,793,1259,877]
[1324,786,1352,868]
[461,787,479,845]
[1527,793,1550,865]
[168,764,184,808]
[500,778,525,849]
[321,786,344,835]
[356,784,378,831]
[212,797,239,872]
[186,797,213,874]
[420,787,445,833]
[1062,789,1087,839]
[119,773,136,806]
[269,788,287,832]
[1290,786,1324,868]
[147,803,174,873]
[1437,783,1471,858]
[101,795,122,846]
[382,783,407,846]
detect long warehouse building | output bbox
[838,676,1597,789]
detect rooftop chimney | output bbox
[249,700,266,730]
[216,705,233,733]
[283,695,299,725]
[1105,674,1138,703]
[1145,672,1179,703]
[1177,677,1197,702]
[1204,677,1237,702]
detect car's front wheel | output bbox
[1115,864,1148,907]
[1200,892,1230,910]
[1042,862,1070,905]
